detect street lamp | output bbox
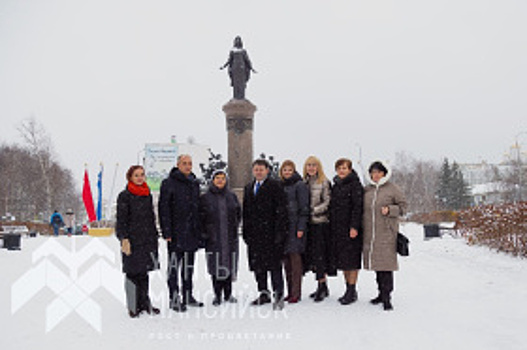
[515,131,527,202]
[355,142,366,184]
[137,148,145,165]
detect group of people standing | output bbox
[115,154,406,318]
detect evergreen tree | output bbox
[436,158,472,210]
[437,158,453,209]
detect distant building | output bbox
[470,182,507,206]
[459,142,526,205]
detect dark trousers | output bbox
[212,275,233,299]
[255,268,284,297]
[167,250,196,305]
[125,273,150,313]
[376,271,394,299]
[283,253,303,299]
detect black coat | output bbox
[242,177,288,272]
[330,170,364,270]
[158,167,201,252]
[282,172,310,254]
[116,188,159,275]
[199,185,241,278]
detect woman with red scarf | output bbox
[116,165,160,318]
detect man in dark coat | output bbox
[159,154,203,312]
[243,159,288,310]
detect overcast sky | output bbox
[1,0,527,197]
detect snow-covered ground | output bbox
[1,223,526,350]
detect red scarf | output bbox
[127,181,150,196]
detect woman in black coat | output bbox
[199,170,241,306]
[330,158,364,305]
[116,165,160,318]
[280,160,310,303]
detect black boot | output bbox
[170,296,187,313]
[370,294,382,305]
[128,309,141,318]
[224,278,236,302]
[142,299,160,315]
[382,293,393,311]
[212,278,223,306]
[339,283,358,305]
[212,295,222,306]
[251,291,272,306]
[185,295,204,307]
[375,271,394,310]
[313,282,329,302]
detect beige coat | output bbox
[363,170,407,271]
[305,176,331,224]
[64,213,75,228]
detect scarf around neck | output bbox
[127,181,150,197]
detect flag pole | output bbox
[96,162,104,227]
[107,162,119,222]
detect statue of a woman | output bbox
[220,36,257,100]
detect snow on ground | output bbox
[1,223,526,350]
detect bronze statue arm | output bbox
[219,52,233,70]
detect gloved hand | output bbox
[121,239,131,256]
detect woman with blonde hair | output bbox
[279,160,310,303]
[303,156,336,302]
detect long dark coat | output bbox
[242,177,288,272]
[330,170,364,271]
[158,167,201,252]
[282,172,310,254]
[116,188,159,275]
[199,184,241,278]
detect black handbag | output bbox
[397,232,410,256]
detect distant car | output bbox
[73,224,84,235]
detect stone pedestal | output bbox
[222,99,256,202]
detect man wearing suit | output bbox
[242,159,288,310]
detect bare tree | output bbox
[0,142,82,222]
[391,152,440,214]
[17,117,54,217]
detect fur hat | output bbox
[368,161,388,175]
[211,169,228,181]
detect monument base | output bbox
[223,98,256,204]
